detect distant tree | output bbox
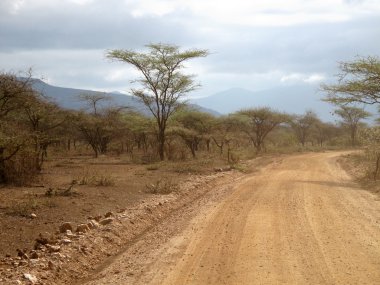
[22,95,67,170]
[321,56,380,106]
[75,107,125,158]
[78,92,111,115]
[237,107,289,153]
[0,72,36,183]
[121,112,153,155]
[313,121,338,147]
[290,110,319,147]
[210,115,243,163]
[333,105,371,146]
[107,43,208,160]
[172,110,215,157]
[0,72,34,119]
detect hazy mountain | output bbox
[191,85,338,120]
[29,79,220,116]
[29,80,376,122]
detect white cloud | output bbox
[125,0,380,26]
[304,74,326,83]
[281,73,325,84]
[68,0,94,5]
[0,0,26,14]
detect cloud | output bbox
[280,73,325,84]
[0,0,379,96]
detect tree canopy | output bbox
[321,56,380,105]
[106,43,208,160]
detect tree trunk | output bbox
[157,129,165,161]
[351,127,356,147]
[0,148,6,184]
[206,139,211,152]
[374,153,380,181]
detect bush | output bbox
[4,149,40,186]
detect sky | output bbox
[1,0,380,99]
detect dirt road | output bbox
[86,152,380,285]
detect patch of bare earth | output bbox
[0,154,271,284]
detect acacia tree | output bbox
[236,107,289,153]
[78,92,111,115]
[22,96,67,170]
[107,44,208,160]
[333,105,370,146]
[313,121,338,147]
[321,56,380,105]
[172,110,215,158]
[291,110,319,146]
[0,73,36,183]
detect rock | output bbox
[29,251,39,259]
[23,273,38,284]
[76,224,90,233]
[60,239,72,245]
[19,260,28,266]
[30,213,37,219]
[66,229,74,236]
[35,232,56,249]
[29,259,39,265]
[48,260,55,270]
[105,211,113,218]
[46,245,61,253]
[59,222,73,233]
[99,218,114,225]
[94,215,102,222]
[17,249,28,259]
[91,219,100,227]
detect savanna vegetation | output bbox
[1,50,379,186]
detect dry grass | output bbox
[6,195,40,217]
[145,178,178,194]
[74,168,116,187]
[338,152,380,195]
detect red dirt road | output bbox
[86,152,380,285]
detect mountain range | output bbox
[30,79,376,122]
[192,86,335,121]
[30,79,219,116]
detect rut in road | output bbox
[86,152,380,285]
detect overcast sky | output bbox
[1,0,380,98]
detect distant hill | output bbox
[29,80,376,122]
[29,79,220,116]
[191,86,337,121]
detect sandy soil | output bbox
[85,151,380,285]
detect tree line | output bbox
[1,45,379,184]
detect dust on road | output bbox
[86,152,380,285]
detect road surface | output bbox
[86,152,380,285]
